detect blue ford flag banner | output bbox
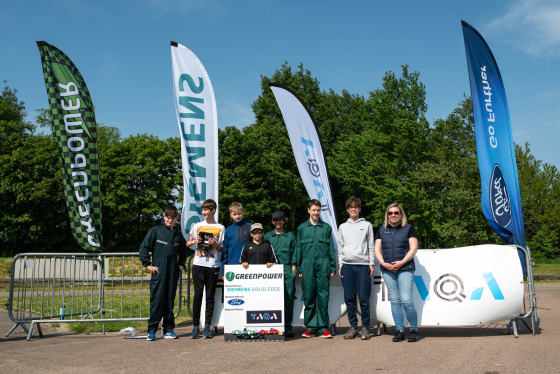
[171,42,219,238]
[269,83,338,247]
[461,21,527,273]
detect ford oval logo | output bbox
[489,164,512,227]
[227,299,245,306]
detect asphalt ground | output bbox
[1,284,558,374]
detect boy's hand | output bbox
[187,236,202,247]
[369,265,374,275]
[242,262,249,269]
[179,265,184,272]
[147,265,159,275]
[266,262,272,268]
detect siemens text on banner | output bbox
[269,84,338,247]
[461,21,527,273]
[170,42,219,237]
[36,41,103,252]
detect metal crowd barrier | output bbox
[507,245,539,337]
[4,253,184,341]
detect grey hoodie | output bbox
[337,218,375,268]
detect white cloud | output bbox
[486,0,560,56]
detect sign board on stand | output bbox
[223,265,285,341]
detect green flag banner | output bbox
[37,41,103,252]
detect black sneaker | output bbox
[408,330,419,342]
[285,331,295,339]
[393,331,405,342]
[203,325,212,339]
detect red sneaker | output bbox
[320,330,333,339]
[301,330,313,338]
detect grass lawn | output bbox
[533,260,560,274]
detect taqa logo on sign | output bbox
[227,299,245,306]
[246,310,282,324]
[490,163,511,227]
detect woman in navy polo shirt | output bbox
[374,203,419,343]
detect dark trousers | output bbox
[192,264,219,327]
[148,260,180,333]
[341,264,372,329]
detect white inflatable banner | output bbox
[372,245,524,325]
[171,42,219,238]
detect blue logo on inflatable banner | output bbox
[489,164,512,228]
[227,299,245,306]
[411,272,505,302]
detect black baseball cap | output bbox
[271,211,285,220]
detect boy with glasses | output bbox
[239,223,277,269]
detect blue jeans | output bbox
[382,270,417,331]
[341,264,371,329]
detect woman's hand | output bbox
[391,260,403,272]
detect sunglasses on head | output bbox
[388,211,400,216]
[252,230,264,234]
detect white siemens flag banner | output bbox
[269,83,338,246]
[171,42,219,237]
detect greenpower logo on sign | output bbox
[225,272,235,282]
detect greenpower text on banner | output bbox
[37,41,102,252]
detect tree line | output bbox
[1,64,559,259]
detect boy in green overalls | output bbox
[294,200,336,338]
[264,211,297,338]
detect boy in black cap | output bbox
[264,211,297,338]
[239,223,277,268]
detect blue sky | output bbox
[2,0,559,168]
